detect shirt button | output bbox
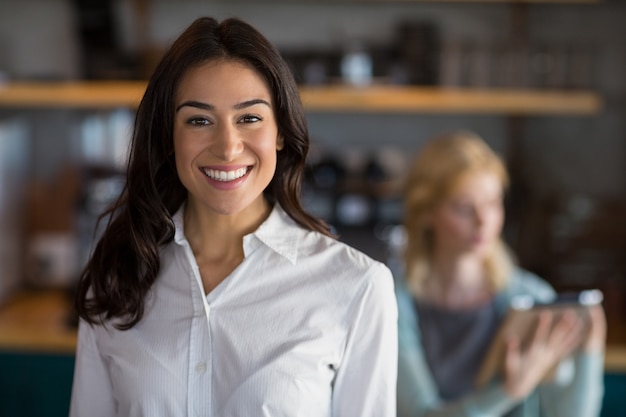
[195,362,207,374]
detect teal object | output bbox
[0,351,75,417]
[601,373,626,417]
[0,351,624,417]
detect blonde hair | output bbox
[403,130,514,297]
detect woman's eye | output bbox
[186,117,211,126]
[451,203,473,216]
[239,114,262,124]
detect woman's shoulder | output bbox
[305,229,392,276]
[285,208,373,263]
[506,267,556,302]
[262,205,394,295]
[296,228,392,293]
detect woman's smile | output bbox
[201,165,251,182]
[199,165,252,191]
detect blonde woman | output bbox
[395,131,606,417]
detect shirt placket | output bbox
[182,243,213,417]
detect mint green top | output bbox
[395,267,605,417]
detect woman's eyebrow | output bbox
[234,98,272,110]
[176,98,271,113]
[176,100,212,113]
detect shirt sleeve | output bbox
[538,351,605,417]
[69,319,116,417]
[331,262,398,417]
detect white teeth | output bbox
[203,167,248,181]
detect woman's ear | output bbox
[276,135,284,151]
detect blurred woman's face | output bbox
[430,171,504,259]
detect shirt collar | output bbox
[172,204,187,245]
[250,204,300,265]
[171,203,300,264]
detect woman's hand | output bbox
[582,304,607,353]
[502,309,584,400]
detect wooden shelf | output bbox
[0,81,602,115]
[300,85,602,115]
[0,81,146,110]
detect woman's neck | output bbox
[183,197,272,261]
[425,253,491,309]
[182,197,273,294]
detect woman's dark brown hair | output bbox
[76,16,331,329]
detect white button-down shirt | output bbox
[70,204,398,417]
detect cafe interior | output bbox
[0,0,624,416]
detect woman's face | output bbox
[173,59,283,217]
[430,171,504,259]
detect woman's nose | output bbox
[209,124,244,161]
[474,207,485,226]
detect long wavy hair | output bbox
[403,130,513,298]
[76,17,331,329]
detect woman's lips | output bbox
[199,165,252,190]
[202,166,250,182]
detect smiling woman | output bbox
[69,16,398,417]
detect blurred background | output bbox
[0,0,624,416]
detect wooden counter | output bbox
[605,346,626,373]
[1,289,625,372]
[0,289,77,354]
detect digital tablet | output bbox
[474,289,603,387]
